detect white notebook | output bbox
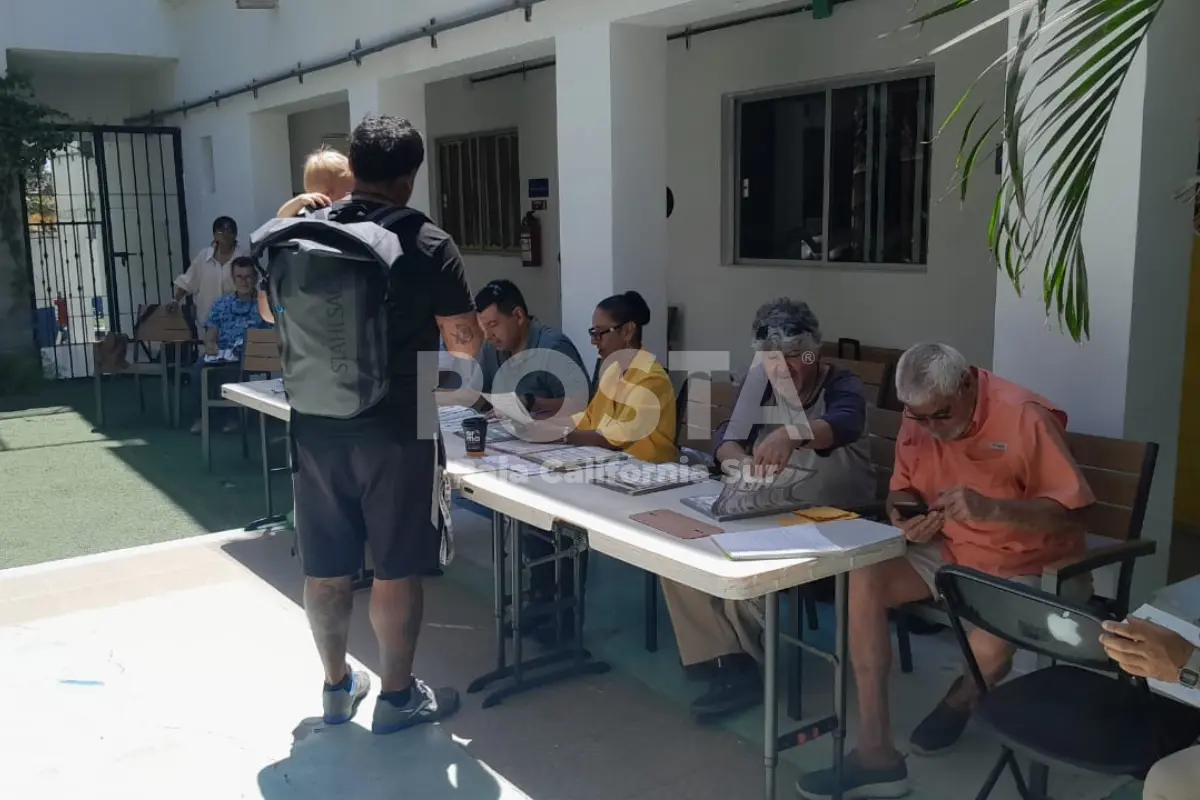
[711,524,841,561]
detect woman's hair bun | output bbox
[622,290,651,326]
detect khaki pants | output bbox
[1143,745,1200,800]
[660,578,764,666]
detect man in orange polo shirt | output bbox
[797,343,1095,800]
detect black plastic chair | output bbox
[936,565,1200,800]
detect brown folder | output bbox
[630,509,724,540]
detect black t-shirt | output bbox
[290,198,474,441]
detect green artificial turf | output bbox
[0,375,291,569]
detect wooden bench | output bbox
[863,407,1159,672]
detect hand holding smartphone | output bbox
[893,500,929,520]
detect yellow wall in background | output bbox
[1174,235,1200,527]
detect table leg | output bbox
[764,591,779,800]
[494,512,507,674]
[261,413,273,518]
[243,410,287,532]
[833,571,850,800]
[173,345,183,428]
[511,515,524,685]
[466,516,610,708]
[160,346,171,425]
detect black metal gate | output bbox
[22,125,190,379]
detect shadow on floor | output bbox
[219,528,805,800]
[259,718,512,800]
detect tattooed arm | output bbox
[431,236,482,358]
[436,313,483,358]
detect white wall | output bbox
[993,0,1200,597]
[428,1,1006,369]
[286,101,350,194]
[667,1,1003,372]
[160,0,794,104]
[15,66,173,125]
[0,0,177,61]
[426,68,561,327]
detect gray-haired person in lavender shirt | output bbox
[660,298,875,721]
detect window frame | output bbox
[722,66,935,272]
[433,127,522,255]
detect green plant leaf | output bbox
[908,0,1165,341]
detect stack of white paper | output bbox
[711,525,840,561]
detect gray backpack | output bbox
[250,204,422,419]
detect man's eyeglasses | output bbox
[904,406,956,423]
[754,323,807,341]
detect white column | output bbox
[556,23,668,361]
[249,111,291,225]
[992,0,1200,596]
[349,76,431,215]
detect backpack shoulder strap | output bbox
[368,206,427,230]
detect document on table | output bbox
[439,405,481,427]
[526,446,628,472]
[711,524,841,561]
[462,455,551,477]
[483,392,532,423]
[489,440,572,457]
[593,460,709,495]
[1130,603,1200,709]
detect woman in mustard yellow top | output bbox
[532,291,677,464]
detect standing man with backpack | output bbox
[253,115,482,734]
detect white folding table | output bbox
[220,378,909,799]
[458,468,905,800]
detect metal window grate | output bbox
[436,130,521,252]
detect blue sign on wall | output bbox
[528,178,550,199]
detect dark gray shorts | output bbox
[292,433,441,581]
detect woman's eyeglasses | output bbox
[588,325,621,340]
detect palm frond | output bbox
[911,0,1166,342]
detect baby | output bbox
[277,146,354,218]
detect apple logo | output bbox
[1045,612,1083,647]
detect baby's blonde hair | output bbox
[302,146,352,193]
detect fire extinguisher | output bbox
[520,211,542,268]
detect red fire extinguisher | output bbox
[520,211,542,268]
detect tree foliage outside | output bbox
[0,70,71,383]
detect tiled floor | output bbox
[0,515,1144,800]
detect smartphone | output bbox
[893,501,929,520]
